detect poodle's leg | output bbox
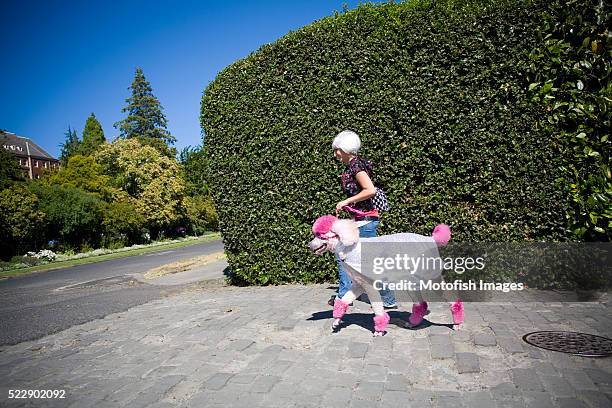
[332,286,364,333]
[373,313,391,336]
[362,281,390,336]
[405,289,429,328]
[450,299,464,330]
[407,302,427,327]
[413,290,429,315]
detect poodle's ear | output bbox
[331,219,360,246]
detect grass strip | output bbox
[0,233,221,280]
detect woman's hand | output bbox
[335,199,351,214]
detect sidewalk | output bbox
[0,282,610,408]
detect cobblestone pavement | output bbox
[1,283,611,408]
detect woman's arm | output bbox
[336,171,376,211]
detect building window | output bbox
[10,145,15,150]
[44,162,48,168]
[16,146,23,151]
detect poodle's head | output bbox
[308,215,360,256]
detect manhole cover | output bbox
[523,331,612,357]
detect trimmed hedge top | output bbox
[201,0,587,285]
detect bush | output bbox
[28,184,104,250]
[102,199,147,247]
[26,249,57,261]
[184,195,219,235]
[201,0,607,285]
[10,255,44,267]
[0,184,45,260]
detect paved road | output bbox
[0,284,610,407]
[0,240,224,346]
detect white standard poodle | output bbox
[308,215,464,336]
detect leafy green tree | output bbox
[102,199,146,247]
[59,126,81,167]
[178,146,218,232]
[179,145,210,196]
[0,143,24,189]
[184,195,218,234]
[80,113,106,156]
[29,184,104,249]
[114,68,176,157]
[96,139,185,236]
[0,185,45,260]
[41,155,117,200]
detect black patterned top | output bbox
[340,156,376,213]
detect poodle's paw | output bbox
[450,299,464,326]
[331,318,343,333]
[420,301,430,316]
[409,302,427,327]
[333,299,350,319]
[373,312,390,334]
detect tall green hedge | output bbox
[201,0,606,285]
[525,0,611,241]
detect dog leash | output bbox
[340,205,376,217]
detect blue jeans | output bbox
[336,220,397,306]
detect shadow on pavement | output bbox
[307,309,455,332]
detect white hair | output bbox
[332,130,361,154]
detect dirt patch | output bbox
[143,252,226,279]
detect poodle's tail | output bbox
[432,224,451,246]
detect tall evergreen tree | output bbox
[59,126,80,167]
[80,113,106,156]
[114,68,176,156]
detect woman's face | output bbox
[333,148,352,163]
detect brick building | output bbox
[1,131,60,179]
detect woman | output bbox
[328,130,397,309]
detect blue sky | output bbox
[1,0,380,158]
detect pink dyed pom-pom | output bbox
[313,215,338,236]
[432,224,451,246]
[333,298,350,319]
[409,302,427,326]
[451,299,464,325]
[374,312,390,332]
[450,299,463,313]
